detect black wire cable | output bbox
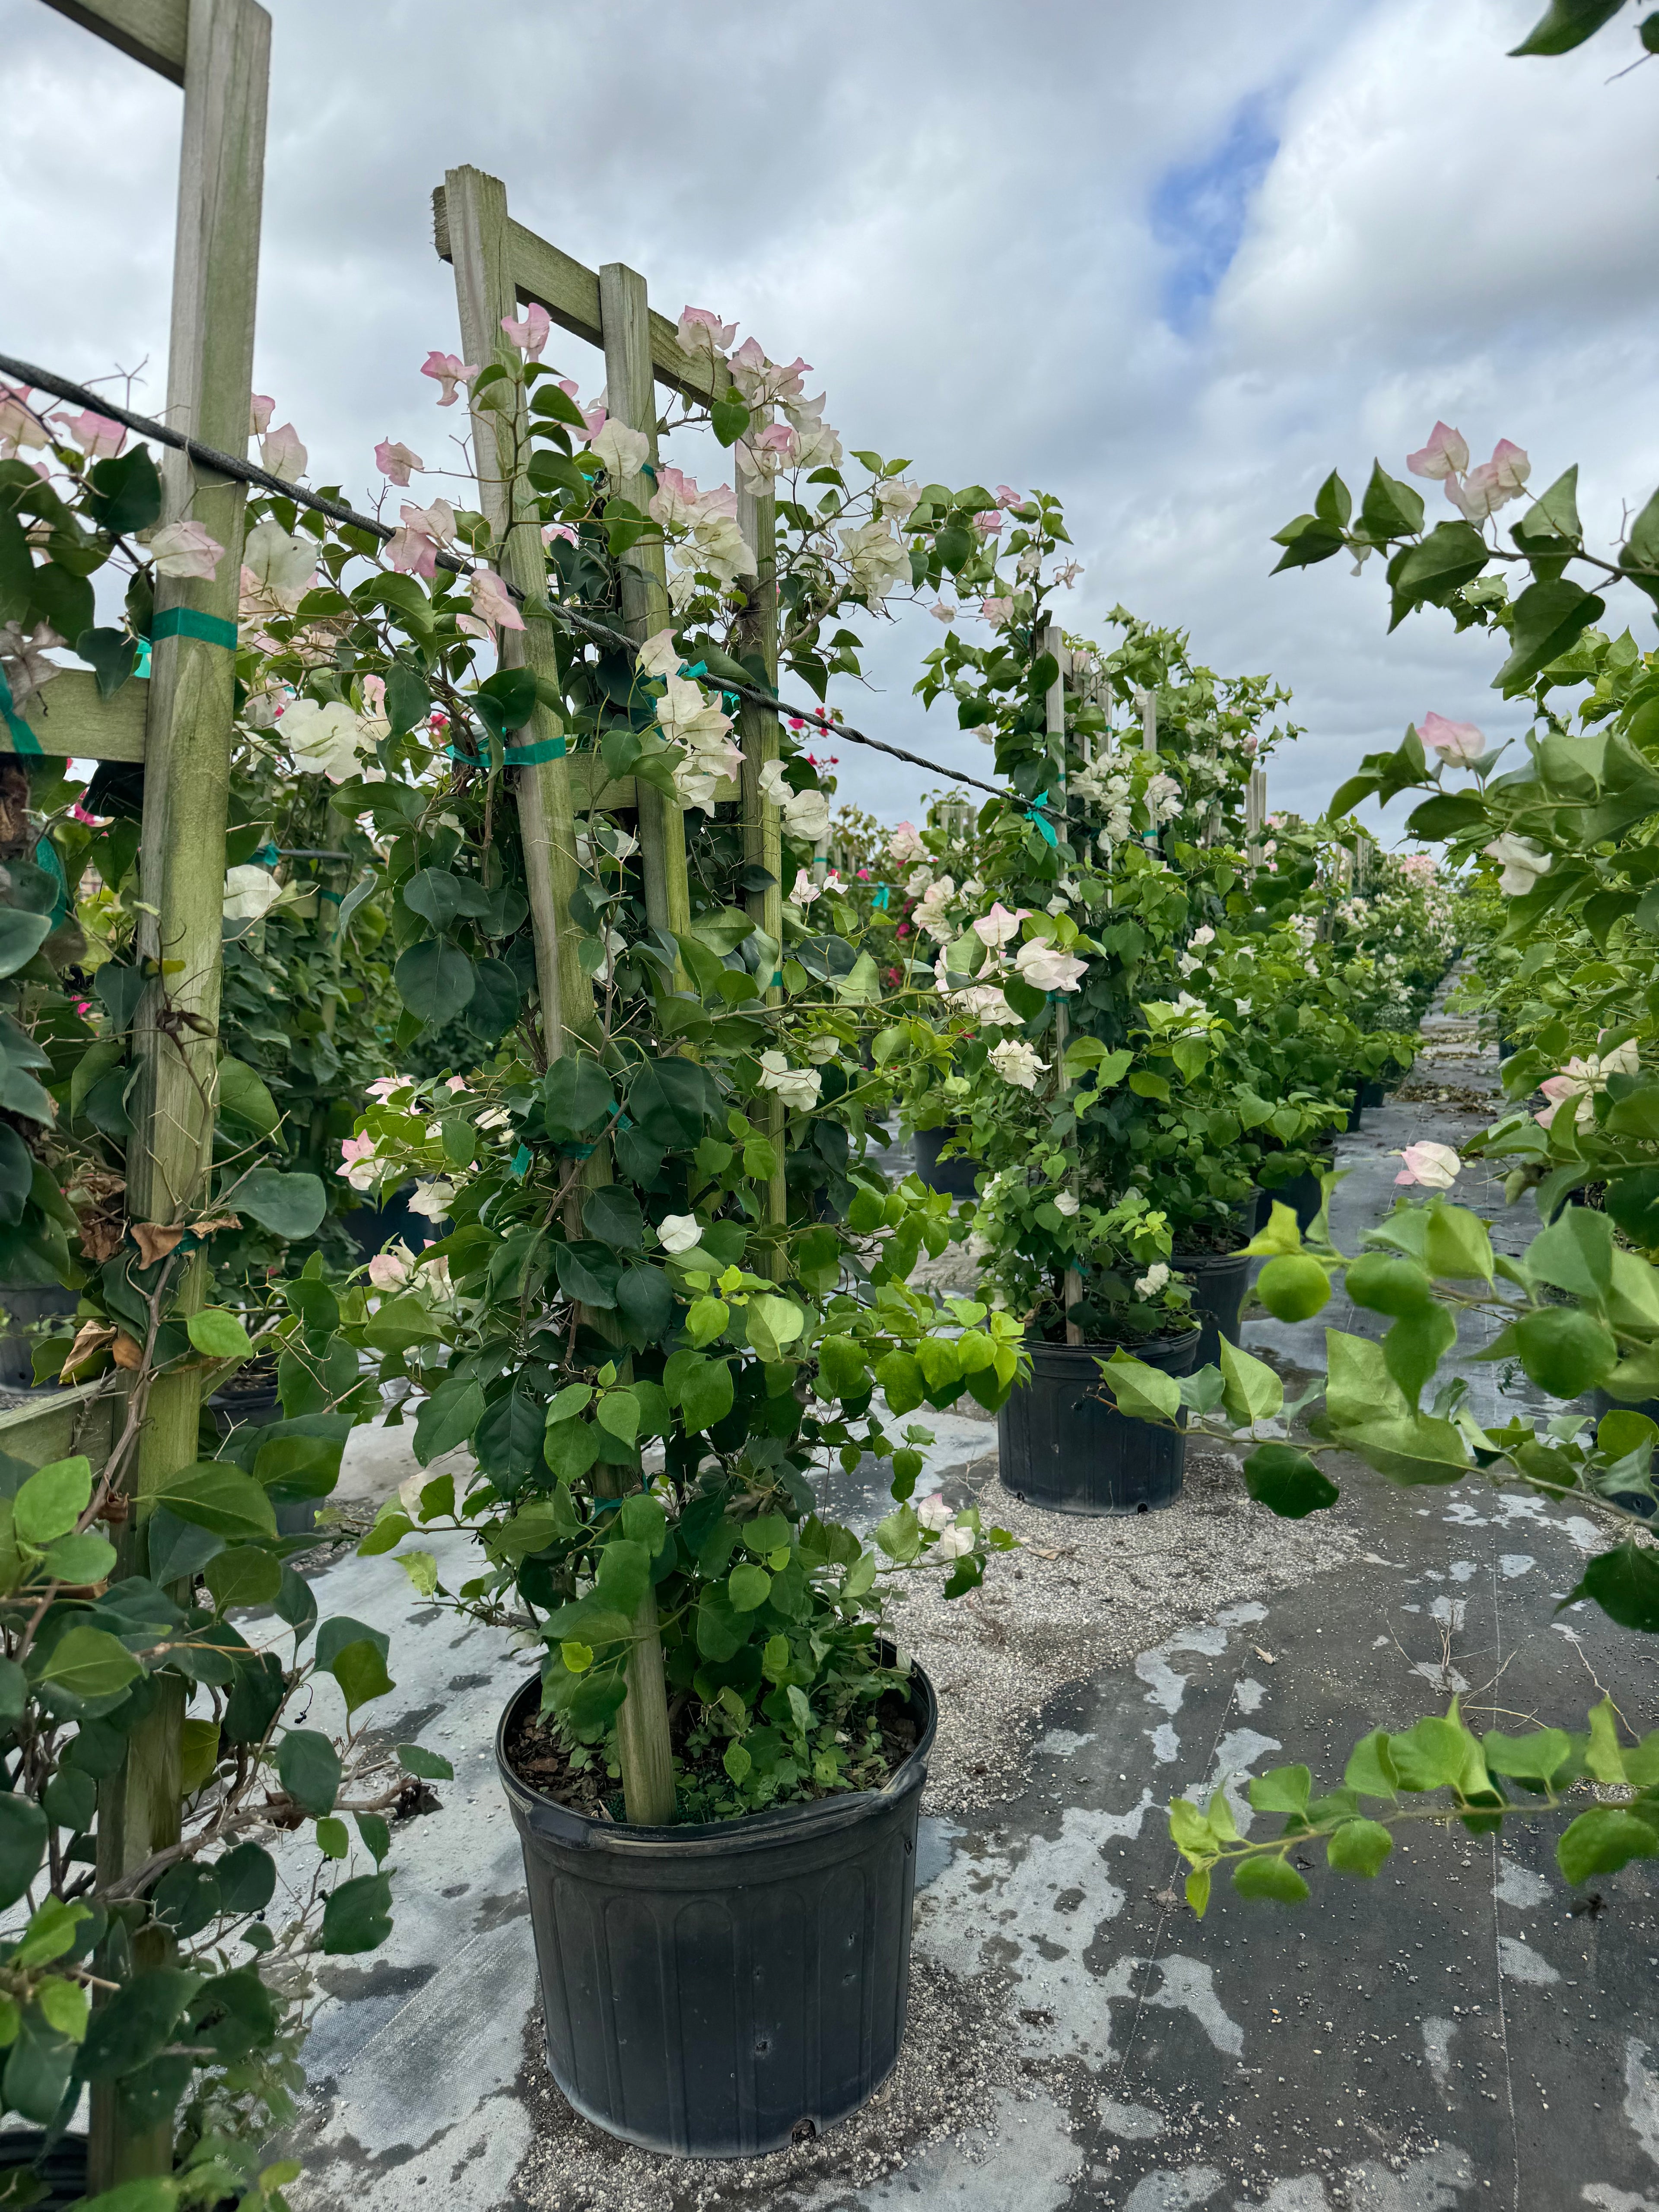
[0,351,1025,805]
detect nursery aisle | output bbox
[280,983,1659,2212]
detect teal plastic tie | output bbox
[0,666,41,758]
[151,606,238,652]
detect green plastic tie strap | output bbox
[502,736,567,767]
[0,667,41,758]
[150,607,239,652]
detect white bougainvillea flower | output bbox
[367,1243,416,1290]
[375,439,423,486]
[0,621,64,705]
[839,518,909,603]
[421,351,478,407]
[928,602,958,624]
[1405,421,1469,480]
[677,305,737,358]
[948,982,1017,1028]
[758,759,793,809]
[469,568,525,635]
[259,421,307,479]
[336,1131,379,1190]
[1053,1192,1080,1217]
[146,519,225,580]
[52,407,125,458]
[657,1214,703,1254]
[1535,1041,1640,1129]
[588,418,649,480]
[1014,939,1086,994]
[934,1524,975,1560]
[875,479,922,522]
[0,389,48,455]
[1488,438,1531,497]
[500,302,551,358]
[782,787,831,842]
[248,394,275,436]
[757,1052,822,1111]
[280,698,365,782]
[806,1034,840,1063]
[1393,1142,1461,1190]
[1417,711,1484,764]
[887,822,925,865]
[240,519,316,610]
[914,876,957,941]
[973,902,1028,949]
[223,864,283,924]
[1483,833,1551,896]
[409,1179,457,1220]
[989,1038,1043,1090]
[916,1494,954,1532]
[1135,1262,1170,1297]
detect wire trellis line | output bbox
[1,352,1019,806]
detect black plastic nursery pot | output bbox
[498,1662,938,2158]
[911,1125,981,1200]
[1360,1078,1389,1110]
[997,1330,1201,1516]
[1175,1249,1252,1371]
[1341,1078,1364,1134]
[0,1284,77,1390]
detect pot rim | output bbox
[1022,1326,1202,1359]
[1172,1242,1253,1266]
[496,1653,937,1856]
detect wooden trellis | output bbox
[432,167,788,1224]
[29,0,269,2188]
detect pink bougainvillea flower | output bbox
[421,351,479,406]
[53,408,126,459]
[581,405,607,444]
[1405,422,1469,480]
[677,305,737,356]
[248,394,275,436]
[365,1076,407,1101]
[259,422,307,480]
[469,567,524,633]
[928,601,958,623]
[445,1075,469,1092]
[1489,439,1531,496]
[995,484,1025,509]
[980,596,1015,624]
[542,521,577,545]
[972,902,1029,949]
[386,522,438,578]
[147,518,225,580]
[0,388,48,454]
[1393,1141,1461,1189]
[973,509,1004,534]
[1417,711,1485,764]
[500,302,552,358]
[366,1248,413,1290]
[375,439,423,485]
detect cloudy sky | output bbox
[6,0,1659,841]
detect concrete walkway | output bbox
[276,983,1659,2212]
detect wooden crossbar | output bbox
[431,187,728,407]
[12,671,149,762]
[39,0,186,83]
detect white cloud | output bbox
[2,0,1654,839]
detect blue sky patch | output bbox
[1151,98,1280,330]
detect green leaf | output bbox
[1270,512,1346,572]
[395,939,477,1025]
[1218,1339,1283,1426]
[1358,461,1424,541]
[35,1975,87,2045]
[0,909,52,980]
[677,1355,734,1434]
[40,1530,116,1584]
[413,1376,485,1465]
[329,1639,396,1715]
[1344,1729,1400,1799]
[1099,1351,1180,1423]
[1326,1818,1394,1878]
[728,1562,772,1612]
[397,1743,454,1781]
[1567,1542,1659,1633]
[1243,1443,1340,1519]
[12,1455,92,1546]
[276,1729,341,1816]
[584,1185,645,1250]
[38,1626,140,1703]
[1510,0,1628,55]
[83,445,163,534]
[1494,580,1605,697]
[232,1166,326,1241]
[187,1306,254,1360]
[403,867,490,932]
[75,626,138,700]
[149,1460,275,1540]
[78,1965,200,2083]
[1248,1764,1311,1814]
[1231,1855,1310,1904]
[543,1056,616,1141]
[215,1054,281,1136]
[1557,1806,1659,1885]
[384,661,431,735]
[1511,1305,1618,1398]
[711,398,751,448]
[0,1796,47,1910]
[1387,520,1489,623]
[595,1389,640,1446]
[321,1871,393,1955]
[595,1536,650,1616]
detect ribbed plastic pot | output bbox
[1361,1079,1389,1109]
[0,1286,77,1390]
[0,2130,89,2209]
[911,1125,981,1200]
[1341,1078,1364,1134]
[997,1331,1201,1516]
[1174,1250,1252,1371]
[498,1663,938,2158]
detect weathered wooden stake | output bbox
[91,0,270,2188]
[735,478,787,1255]
[1039,623,1084,1345]
[599,262,691,957]
[442,165,594,1056]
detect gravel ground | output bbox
[886,1445,1365,1816]
[511,1956,1019,2212]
